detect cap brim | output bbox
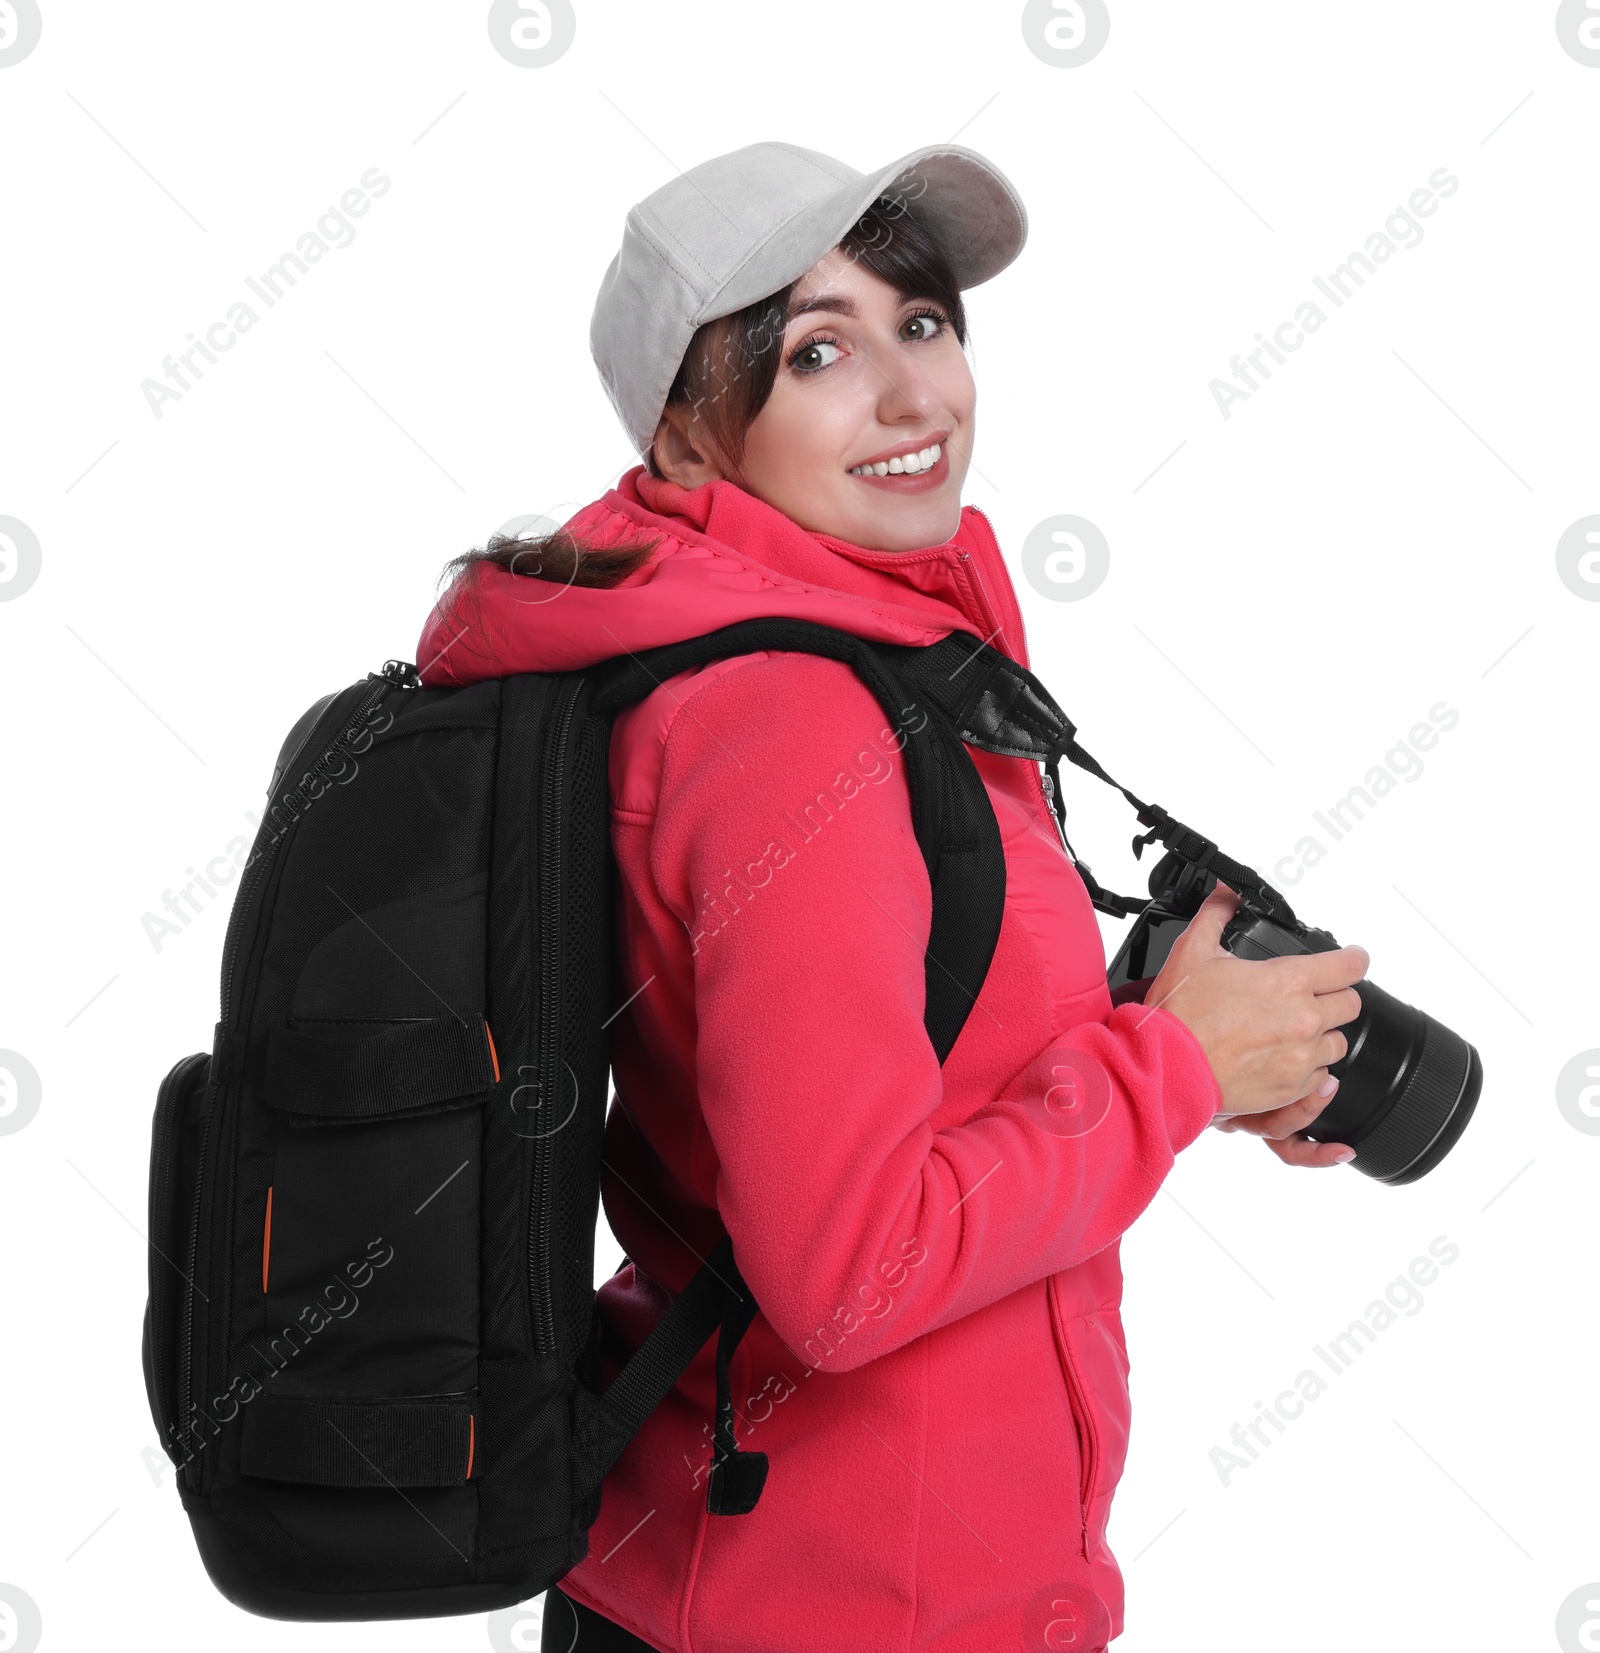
[703,141,1028,323]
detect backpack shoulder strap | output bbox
[576,617,1007,1519]
[590,616,1006,1065]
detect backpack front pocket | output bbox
[256,1101,483,1403]
[144,1049,213,1467]
[236,1004,494,1503]
[240,872,498,1487]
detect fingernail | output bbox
[1318,1075,1340,1099]
[1332,1146,1356,1163]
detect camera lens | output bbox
[1301,979,1483,1183]
[1127,852,1483,1181]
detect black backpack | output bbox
[142,617,1040,1621]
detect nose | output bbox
[871,344,948,427]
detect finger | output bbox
[1180,882,1240,953]
[1290,1068,1340,1112]
[1223,1086,1337,1140]
[1298,943,1371,994]
[1150,885,1238,1006]
[1314,984,1363,1034]
[1264,1134,1356,1169]
[1229,1067,1340,1127]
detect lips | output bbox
[848,440,947,482]
[847,443,950,492]
[850,428,950,470]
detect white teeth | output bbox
[851,441,941,478]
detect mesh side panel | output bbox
[555,712,609,1369]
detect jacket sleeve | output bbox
[648,653,1221,1374]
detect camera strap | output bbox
[881,629,1302,929]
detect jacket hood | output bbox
[414,467,1018,686]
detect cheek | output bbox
[935,355,976,477]
[741,391,855,491]
[933,349,976,424]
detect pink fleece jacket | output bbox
[415,469,1222,1653]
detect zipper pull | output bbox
[1039,767,1092,877]
[1039,769,1069,852]
[378,659,421,689]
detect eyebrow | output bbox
[785,293,861,324]
[783,290,938,327]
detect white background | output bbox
[1,2,1597,1650]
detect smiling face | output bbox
[651,245,976,552]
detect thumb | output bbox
[1175,880,1239,958]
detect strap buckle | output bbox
[1131,805,1168,861]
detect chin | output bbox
[801,487,961,552]
[876,499,961,552]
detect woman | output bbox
[418,141,1366,1653]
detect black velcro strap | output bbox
[706,1278,768,1515]
[265,1016,498,1120]
[239,1392,476,1487]
[573,1236,757,1499]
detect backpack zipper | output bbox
[529,677,582,1357]
[179,669,401,1484]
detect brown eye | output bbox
[789,338,842,373]
[902,311,946,342]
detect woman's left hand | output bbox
[1210,1082,1357,1169]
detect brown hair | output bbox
[435,195,968,606]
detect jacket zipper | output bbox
[1048,1282,1099,1557]
[964,517,1104,1553]
[529,677,582,1357]
[1060,1331,1098,1555]
[179,668,402,1484]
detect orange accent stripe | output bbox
[466,1413,476,1480]
[262,1186,273,1293]
[484,1021,500,1084]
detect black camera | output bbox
[873,625,1484,1185]
[1107,849,1482,1183]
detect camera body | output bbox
[1107,850,1481,1183]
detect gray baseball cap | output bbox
[589,140,1028,460]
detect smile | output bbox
[848,441,943,478]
